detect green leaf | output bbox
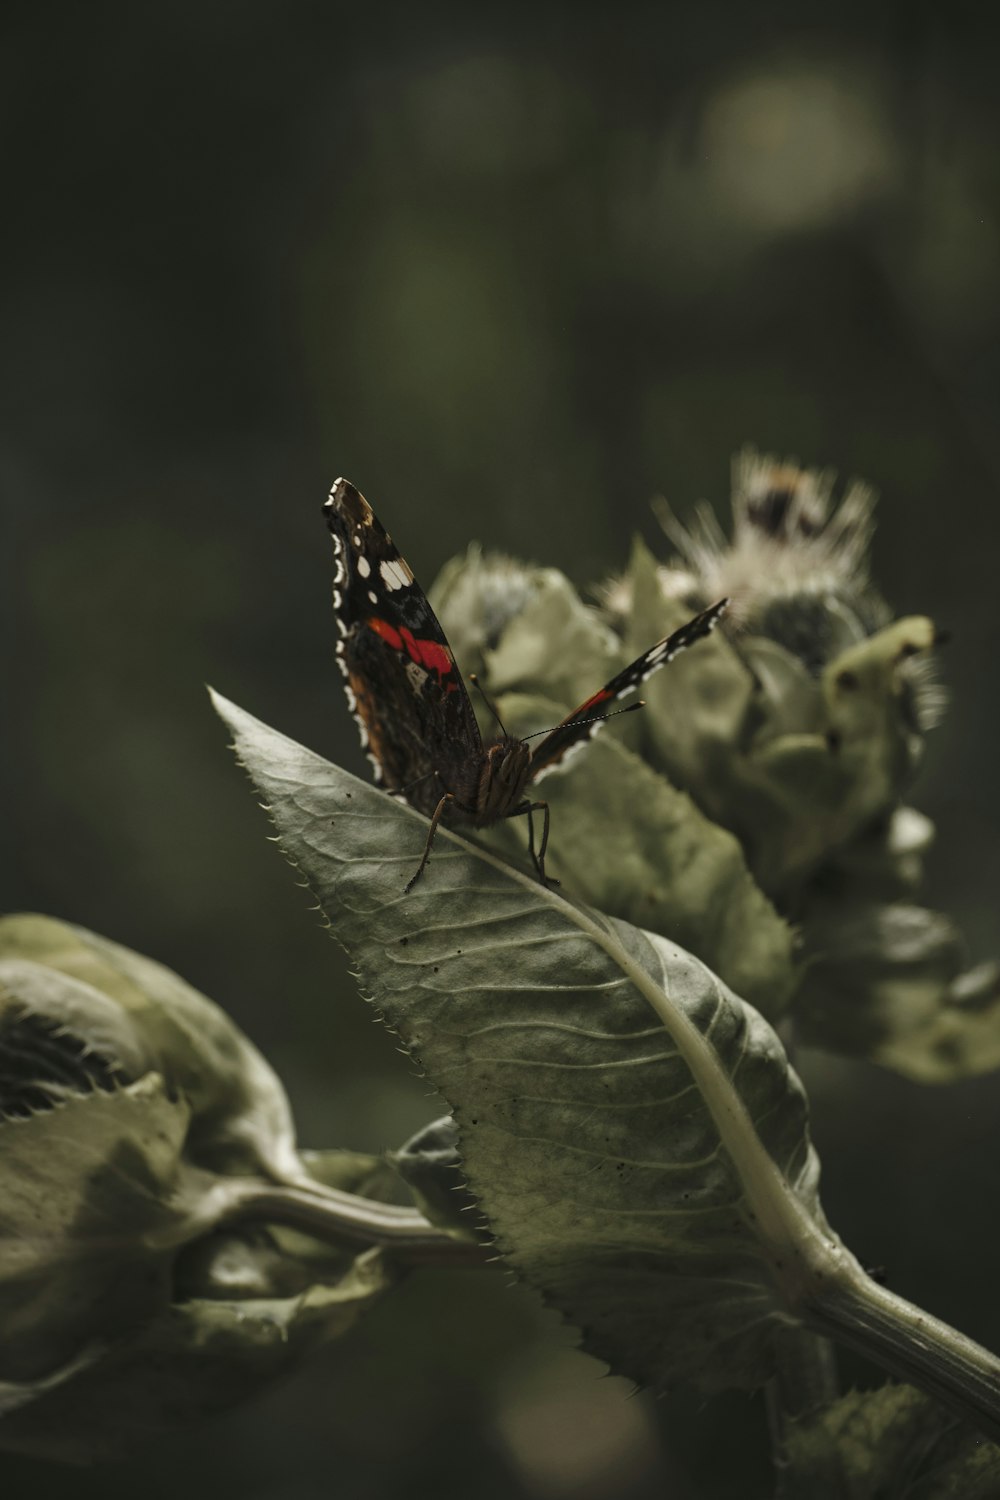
[430,552,622,711]
[0,1068,191,1383]
[795,900,1000,1082]
[879,961,1000,1083]
[0,1247,394,1462]
[213,690,843,1396]
[784,1384,1000,1499]
[787,809,1000,1082]
[479,690,795,1019]
[0,926,413,1455]
[299,1145,407,1203]
[389,1115,479,1232]
[620,534,754,802]
[619,539,940,894]
[0,914,301,1179]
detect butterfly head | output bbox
[477,735,533,821]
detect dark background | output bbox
[5,3,1000,1496]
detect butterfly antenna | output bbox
[523,700,646,741]
[468,673,508,735]
[394,770,440,797]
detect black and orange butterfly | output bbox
[324,478,727,890]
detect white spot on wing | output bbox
[340,675,369,748]
[368,590,378,604]
[357,555,371,578]
[366,749,384,781]
[380,558,412,591]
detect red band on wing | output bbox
[369,617,404,650]
[368,618,457,687]
[571,686,613,716]
[401,629,453,677]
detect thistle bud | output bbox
[0,915,396,1460]
[430,450,997,1078]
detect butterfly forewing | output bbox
[527,598,729,778]
[323,478,484,816]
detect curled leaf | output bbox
[0,914,301,1179]
[389,1116,478,1232]
[0,920,415,1457]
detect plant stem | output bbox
[236,1179,491,1266]
[803,1261,1000,1443]
[155,1174,491,1268]
[570,900,1000,1442]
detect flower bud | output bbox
[427,450,995,1078]
[0,915,396,1459]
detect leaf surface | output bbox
[483,692,795,1018]
[0,1065,190,1382]
[0,913,300,1179]
[213,691,843,1395]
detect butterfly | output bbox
[323,478,728,891]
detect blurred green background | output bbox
[5,3,1000,1496]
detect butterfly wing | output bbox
[323,478,483,815]
[527,598,729,779]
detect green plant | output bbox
[2,450,998,1494]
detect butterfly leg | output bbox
[510,799,559,888]
[404,792,454,893]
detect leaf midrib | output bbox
[404,826,842,1283]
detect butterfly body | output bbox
[323,477,727,888]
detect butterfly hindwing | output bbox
[322,478,483,816]
[527,598,729,779]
